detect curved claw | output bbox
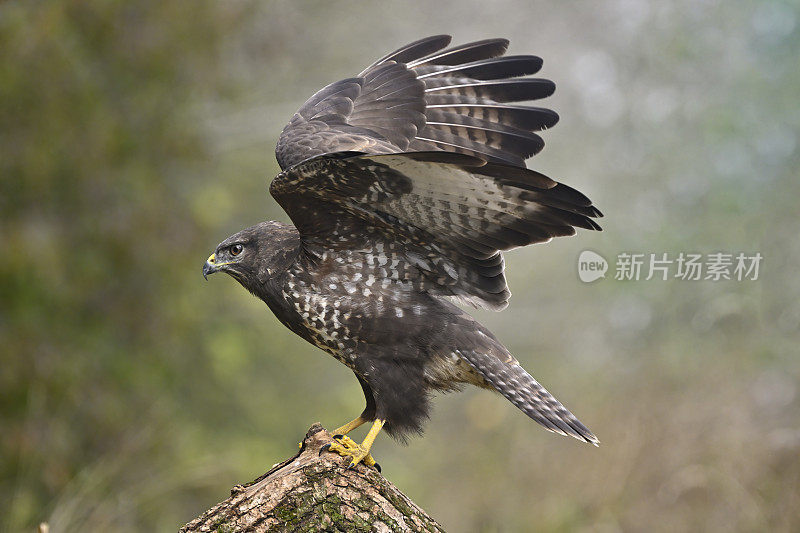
[321,419,385,470]
[319,443,332,456]
[373,462,381,473]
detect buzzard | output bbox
[203,35,601,469]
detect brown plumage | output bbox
[204,36,601,465]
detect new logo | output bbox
[578,250,608,283]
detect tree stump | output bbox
[180,424,445,532]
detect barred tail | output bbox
[458,348,599,445]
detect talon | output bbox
[319,419,385,469]
[319,443,331,456]
[373,462,381,473]
[334,434,358,449]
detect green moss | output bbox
[384,490,414,518]
[354,495,375,512]
[211,517,234,533]
[350,513,372,530]
[272,502,297,523]
[321,497,343,523]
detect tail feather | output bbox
[457,347,599,445]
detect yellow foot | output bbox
[321,434,380,471]
[320,419,386,472]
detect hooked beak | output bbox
[202,253,218,280]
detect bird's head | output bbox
[203,221,300,290]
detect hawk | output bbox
[203,35,601,469]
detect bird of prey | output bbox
[203,35,602,469]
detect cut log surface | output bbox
[180,424,446,532]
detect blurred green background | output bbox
[2,1,799,531]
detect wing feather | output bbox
[415,55,543,80]
[272,37,601,309]
[426,104,559,130]
[423,78,556,102]
[271,152,601,310]
[358,35,452,75]
[413,129,527,167]
[406,38,509,67]
[277,36,564,169]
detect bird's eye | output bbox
[230,244,243,256]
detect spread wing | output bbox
[275,35,559,170]
[270,152,601,310]
[271,36,601,310]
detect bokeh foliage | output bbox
[2,1,799,531]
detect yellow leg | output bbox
[332,416,366,436]
[360,419,385,454]
[322,419,385,470]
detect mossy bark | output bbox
[180,424,445,532]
